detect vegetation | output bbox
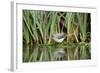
[23,10,91,62]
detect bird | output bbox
[52,32,65,43]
